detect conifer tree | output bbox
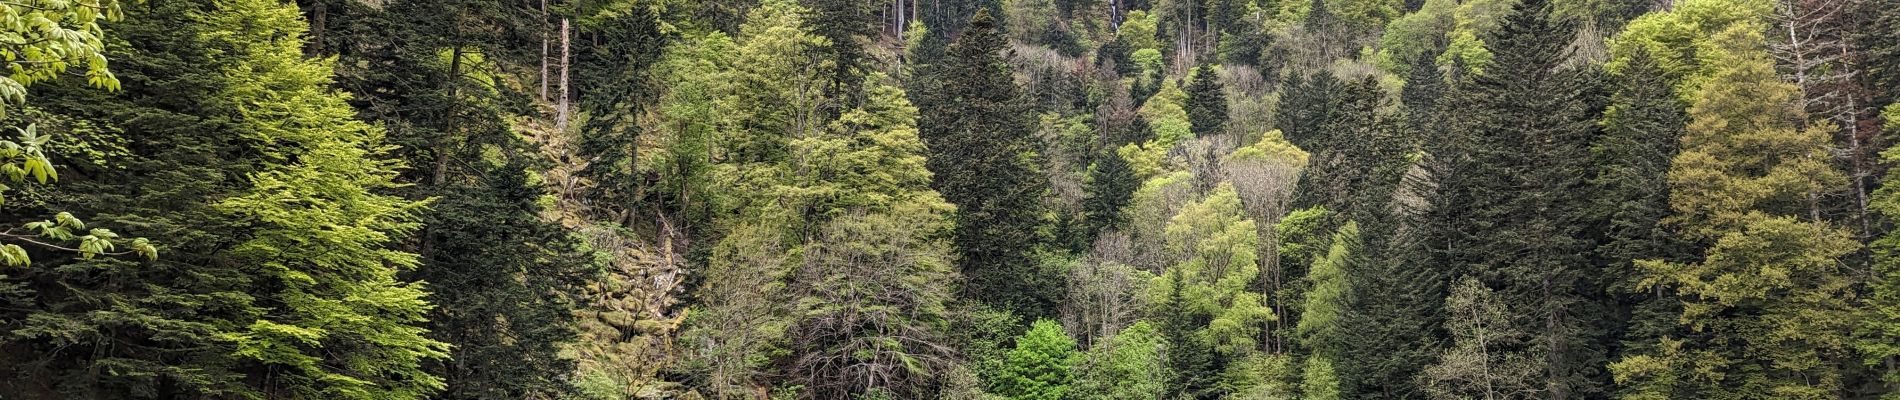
[1298,221,1359,356]
[1185,63,1228,136]
[1083,150,1139,241]
[208,0,448,397]
[781,77,963,399]
[0,2,244,397]
[573,2,668,222]
[917,9,1053,318]
[1863,103,1900,398]
[1588,48,1690,372]
[308,1,598,396]
[1418,0,1609,396]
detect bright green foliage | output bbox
[0,0,128,112]
[1220,353,1299,398]
[0,0,155,267]
[309,0,600,396]
[205,0,447,397]
[1612,26,1859,400]
[0,129,155,265]
[916,9,1053,318]
[1604,0,1770,100]
[674,14,964,392]
[0,1,266,396]
[1073,321,1171,400]
[1373,0,1514,75]
[1279,0,1404,30]
[780,81,960,397]
[1149,184,1273,358]
[1185,64,1228,136]
[1304,356,1343,400]
[1298,221,1358,352]
[1864,102,1900,398]
[995,320,1079,400]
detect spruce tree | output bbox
[573,3,668,222]
[917,9,1054,319]
[1858,0,1900,106]
[1185,63,1229,137]
[1418,0,1609,397]
[1083,150,1139,242]
[1863,103,1900,398]
[1588,48,1690,370]
[315,1,597,396]
[0,2,248,397]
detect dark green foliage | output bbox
[574,4,669,223]
[1857,0,1900,106]
[1414,0,1611,397]
[311,1,594,397]
[805,0,877,111]
[916,9,1055,319]
[1185,64,1229,136]
[0,3,250,397]
[1273,72,1345,152]
[1287,76,1408,225]
[1159,268,1222,400]
[1083,150,1139,241]
[1587,48,1689,365]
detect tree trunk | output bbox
[540,0,549,101]
[557,18,571,133]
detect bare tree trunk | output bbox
[311,0,328,55]
[557,18,572,133]
[540,0,549,101]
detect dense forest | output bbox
[2,0,1900,398]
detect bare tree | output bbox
[1222,140,1305,352]
[1770,0,1877,238]
[1063,232,1152,346]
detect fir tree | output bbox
[1083,150,1139,241]
[1588,48,1689,371]
[1420,0,1610,397]
[917,9,1054,319]
[1185,63,1229,136]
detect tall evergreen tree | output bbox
[1863,103,1900,398]
[573,2,669,223]
[1416,1,1610,397]
[0,2,249,397]
[1083,150,1139,241]
[1588,48,1691,382]
[917,9,1054,319]
[1185,64,1228,137]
